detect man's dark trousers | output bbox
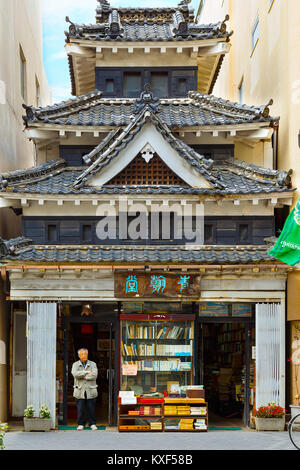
[76,392,97,426]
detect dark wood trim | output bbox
[22,215,275,246]
[95,66,198,98]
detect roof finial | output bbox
[134,84,160,114]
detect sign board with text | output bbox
[114,272,201,298]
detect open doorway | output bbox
[62,319,116,427]
[200,320,255,428]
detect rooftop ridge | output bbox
[188,91,277,121]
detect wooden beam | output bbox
[65,44,95,58]
[198,42,230,57]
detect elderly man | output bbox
[71,348,98,430]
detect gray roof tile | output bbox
[1,243,277,265]
[22,91,277,128]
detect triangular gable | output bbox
[107,153,188,186]
[73,101,225,190]
[86,121,213,188]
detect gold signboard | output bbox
[114,272,201,298]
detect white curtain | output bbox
[255,303,282,408]
[27,302,57,428]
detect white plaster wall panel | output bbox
[27,302,57,428]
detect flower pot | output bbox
[255,417,285,431]
[290,405,300,423]
[24,418,52,432]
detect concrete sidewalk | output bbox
[2,429,296,451]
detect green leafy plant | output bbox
[254,402,286,418]
[0,422,8,450]
[24,405,35,418]
[39,404,51,419]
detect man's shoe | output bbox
[90,425,97,431]
[77,425,84,430]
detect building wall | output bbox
[199,0,300,409]
[198,0,300,199]
[0,0,52,240]
[0,0,51,422]
[0,282,8,422]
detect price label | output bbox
[122,364,138,376]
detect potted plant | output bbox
[24,404,52,432]
[254,403,286,431]
[0,422,8,450]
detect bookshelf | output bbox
[120,314,194,395]
[118,397,208,432]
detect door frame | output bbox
[198,315,255,427]
[62,312,119,426]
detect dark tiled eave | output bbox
[0,244,278,265]
[22,92,277,129]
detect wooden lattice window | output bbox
[106,154,188,186]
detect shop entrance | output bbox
[61,312,118,427]
[199,317,255,428]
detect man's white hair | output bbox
[78,348,88,355]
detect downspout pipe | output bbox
[273,121,279,170]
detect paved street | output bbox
[2,429,296,451]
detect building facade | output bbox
[0,0,51,422]
[0,0,294,429]
[197,0,300,415]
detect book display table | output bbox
[118,397,208,432]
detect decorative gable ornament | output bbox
[140,143,155,163]
[134,84,160,114]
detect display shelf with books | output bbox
[118,395,208,432]
[120,314,194,396]
[164,398,208,432]
[118,396,164,432]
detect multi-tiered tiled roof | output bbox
[1,91,292,196]
[22,90,277,128]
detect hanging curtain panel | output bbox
[255,303,284,409]
[27,302,57,428]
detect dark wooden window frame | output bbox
[95,66,198,98]
[23,215,275,246]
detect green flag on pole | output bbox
[268,199,300,266]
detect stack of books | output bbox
[164,406,178,415]
[139,406,162,415]
[190,407,206,416]
[128,410,140,416]
[150,421,162,431]
[179,419,194,430]
[164,419,180,430]
[177,406,190,415]
[194,419,207,430]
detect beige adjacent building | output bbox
[198,0,300,411]
[0,0,51,422]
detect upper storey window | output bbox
[96,67,197,98]
[124,72,142,98]
[150,72,168,98]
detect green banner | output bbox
[268,199,300,266]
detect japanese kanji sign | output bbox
[114,272,201,298]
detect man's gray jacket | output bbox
[71,360,98,399]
